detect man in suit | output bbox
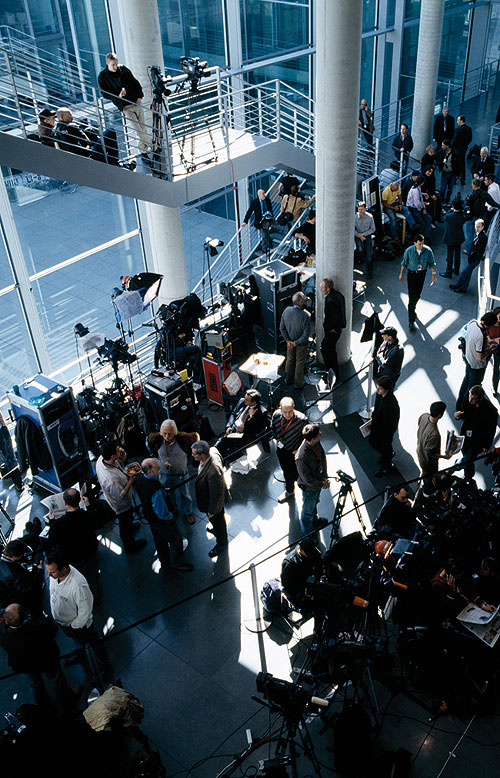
[432,106,455,150]
[451,115,473,186]
[450,218,487,293]
[358,98,375,146]
[216,389,269,462]
[369,376,400,478]
[436,139,460,206]
[440,198,465,278]
[472,147,496,185]
[192,441,229,558]
[454,385,498,479]
[319,278,346,382]
[242,189,274,251]
[392,124,414,171]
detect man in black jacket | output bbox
[450,218,488,293]
[319,277,346,382]
[392,124,414,171]
[54,108,91,156]
[0,603,76,717]
[281,537,323,610]
[440,198,465,277]
[216,389,269,462]
[295,423,330,534]
[369,376,400,477]
[436,139,460,206]
[472,146,495,184]
[451,115,473,185]
[98,52,153,162]
[0,540,44,615]
[432,106,455,150]
[374,327,404,387]
[242,189,274,251]
[463,178,498,252]
[455,385,498,479]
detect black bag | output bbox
[277,212,293,226]
[260,578,290,616]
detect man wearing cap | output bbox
[399,234,436,331]
[37,108,58,148]
[354,202,376,279]
[374,328,404,387]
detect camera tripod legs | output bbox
[274,716,323,778]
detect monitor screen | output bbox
[279,269,297,291]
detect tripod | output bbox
[329,471,366,546]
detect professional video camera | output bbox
[256,672,313,718]
[179,56,209,92]
[306,576,369,613]
[150,64,172,98]
[97,337,137,370]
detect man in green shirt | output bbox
[399,234,436,331]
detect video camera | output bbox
[179,56,209,91]
[150,64,172,99]
[256,672,311,717]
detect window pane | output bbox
[158,0,226,71]
[363,0,377,32]
[5,173,139,277]
[241,0,309,63]
[0,218,15,290]
[31,234,145,371]
[0,290,39,388]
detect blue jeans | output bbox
[355,235,373,273]
[464,220,476,253]
[401,204,416,230]
[440,171,455,204]
[455,259,480,292]
[300,487,321,534]
[456,361,486,411]
[160,471,193,518]
[408,208,432,240]
[383,207,398,238]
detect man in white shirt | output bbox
[96,440,145,553]
[484,174,500,230]
[455,311,498,411]
[46,552,110,676]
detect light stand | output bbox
[204,237,224,324]
[74,322,96,389]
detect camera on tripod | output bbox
[335,470,356,485]
[256,672,311,716]
[150,64,172,98]
[180,56,209,91]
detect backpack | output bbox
[260,578,290,616]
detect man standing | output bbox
[0,604,76,718]
[455,311,497,411]
[47,488,99,598]
[0,540,44,615]
[319,277,346,382]
[192,441,229,558]
[294,210,316,255]
[463,178,498,253]
[358,99,375,146]
[392,123,414,170]
[455,386,498,479]
[439,197,465,278]
[436,139,459,206]
[45,552,110,677]
[295,423,330,534]
[450,218,487,294]
[483,174,500,230]
[96,440,146,553]
[417,401,448,478]
[271,397,307,503]
[374,327,404,387]
[354,202,376,278]
[98,52,153,163]
[399,234,436,331]
[433,106,455,150]
[133,458,193,572]
[242,189,274,252]
[369,376,400,478]
[280,291,312,390]
[451,115,473,186]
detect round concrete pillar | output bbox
[315,0,363,365]
[411,0,445,160]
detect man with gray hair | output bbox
[134,458,193,571]
[271,397,307,502]
[279,291,312,390]
[192,442,229,558]
[472,146,495,184]
[54,107,91,155]
[242,189,274,251]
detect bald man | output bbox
[242,189,274,251]
[134,458,193,571]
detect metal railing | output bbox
[488,121,500,165]
[479,210,500,314]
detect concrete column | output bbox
[315,0,363,365]
[107,0,189,301]
[410,0,445,160]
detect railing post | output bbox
[92,87,108,164]
[276,80,281,140]
[293,108,297,147]
[461,68,467,102]
[399,148,404,179]
[395,99,401,135]
[257,88,263,136]
[446,80,451,106]
[374,136,379,176]
[4,51,27,138]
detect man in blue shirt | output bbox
[399,234,436,331]
[134,459,193,572]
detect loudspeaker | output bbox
[252,260,300,354]
[143,372,197,431]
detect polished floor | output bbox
[1,83,500,776]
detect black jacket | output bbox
[375,340,404,383]
[467,230,487,264]
[243,196,273,229]
[460,395,497,454]
[465,189,498,220]
[47,508,98,563]
[433,113,455,147]
[281,546,322,608]
[54,121,91,155]
[0,616,60,673]
[295,440,327,491]
[226,398,269,443]
[369,391,400,449]
[0,557,43,613]
[15,416,51,475]
[377,495,415,538]
[436,147,460,176]
[443,210,465,245]
[451,123,472,153]
[392,132,414,156]
[471,155,495,179]
[97,65,144,111]
[280,175,300,196]
[323,290,346,334]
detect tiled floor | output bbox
[1,83,500,776]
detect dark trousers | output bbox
[116,507,135,549]
[407,270,427,324]
[457,151,467,185]
[23,662,75,718]
[321,330,341,377]
[440,171,455,204]
[455,259,480,292]
[445,244,462,275]
[493,350,500,393]
[370,435,394,470]
[73,552,100,602]
[149,519,183,566]
[217,432,269,464]
[460,446,479,479]
[456,361,486,410]
[209,508,228,547]
[277,447,299,492]
[62,623,109,673]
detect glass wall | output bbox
[240,0,309,63]
[158,0,226,72]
